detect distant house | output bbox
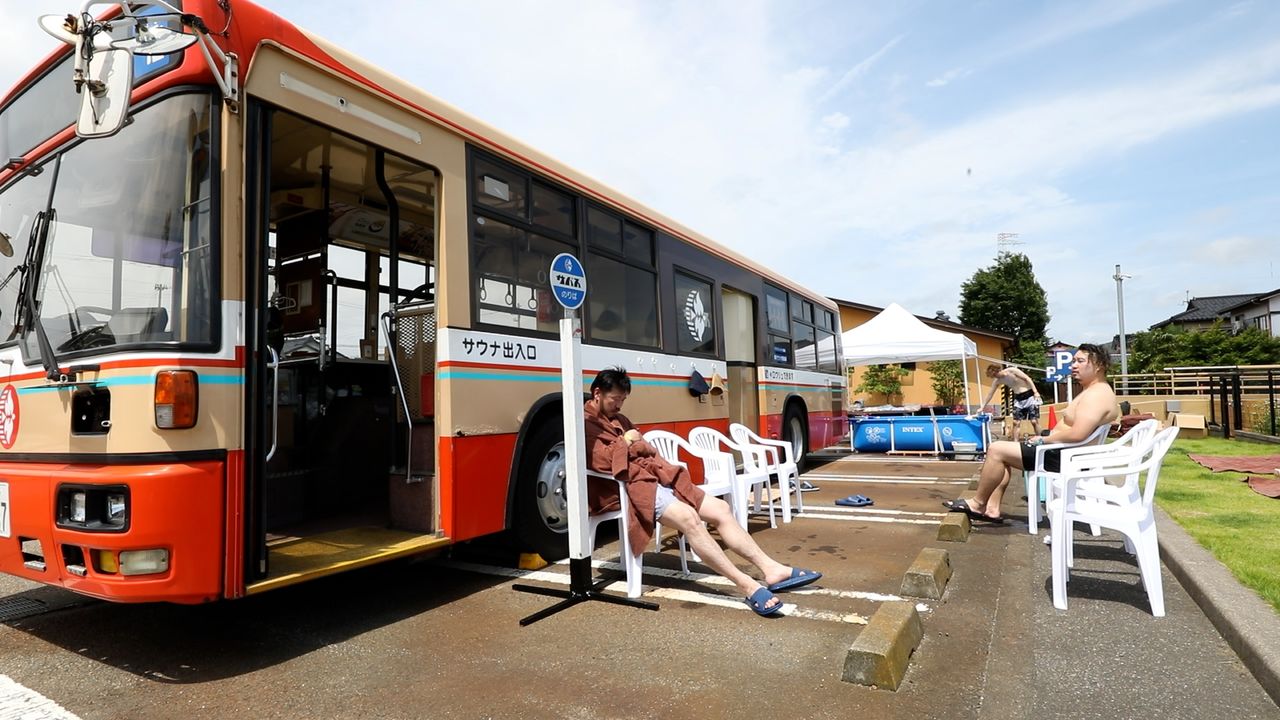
[830,298,1014,407]
[1150,291,1280,337]
[1223,289,1280,336]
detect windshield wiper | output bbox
[22,209,62,381]
[19,155,63,381]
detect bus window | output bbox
[585,205,657,347]
[22,93,216,361]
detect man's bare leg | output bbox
[963,440,1025,519]
[657,500,778,607]
[695,495,794,588]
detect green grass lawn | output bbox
[1156,435,1280,613]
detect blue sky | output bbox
[4,0,1278,344]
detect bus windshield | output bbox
[3,92,218,361]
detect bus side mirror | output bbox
[76,48,133,139]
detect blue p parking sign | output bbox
[1045,348,1074,383]
[549,253,586,310]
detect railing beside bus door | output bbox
[380,309,421,483]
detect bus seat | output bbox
[106,307,169,341]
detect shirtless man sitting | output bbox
[946,343,1119,523]
[979,364,1042,441]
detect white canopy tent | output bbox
[842,303,981,410]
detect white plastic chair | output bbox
[689,426,775,528]
[1046,425,1179,616]
[642,429,735,573]
[1043,419,1160,521]
[1024,423,1111,534]
[729,422,801,522]
[584,469,643,598]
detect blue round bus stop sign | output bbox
[550,253,587,311]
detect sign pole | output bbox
[515,253,658,625]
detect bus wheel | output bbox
[515,422,570,560]
[783,406,808,467]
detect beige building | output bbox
[832,298,1015,409]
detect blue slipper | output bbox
[767,567,822,593]
[835,494,874,507]
[745,586,784,616]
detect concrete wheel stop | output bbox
[841,600,923,690]
[900,547,952,599]
[937,511,970,542]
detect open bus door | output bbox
[242,98,446,596]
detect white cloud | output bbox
[1193,235,1273,264]
[926,67,970,88]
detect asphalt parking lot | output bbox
[1,451,1277,719]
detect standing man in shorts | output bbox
[979,364,1043,441]
[583,367,821,616]
[946,344,1119,523]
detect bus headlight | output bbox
[56,485,129,531]
[70,492,87,523]
[106,493,127,525]
[119,549,169,576]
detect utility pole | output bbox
[1113,265,1131,393]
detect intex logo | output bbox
[901,426,924,433]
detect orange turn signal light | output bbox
[155,370,198,429]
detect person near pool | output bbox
[979,363,1043,441]
[946,344,1119,523]
[584,366,821,616]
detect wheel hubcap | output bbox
[788,416,804,458]
[533,441,569,533]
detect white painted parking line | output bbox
[645,587,867,624]
[793,511,940,525]
[804,506,945,518]
[593,560,931,611]
[440,559,924,623]
[800,475,970,484]
[0,675,80,720]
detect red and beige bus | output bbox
[0,0,846,603]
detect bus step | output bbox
[389,471,435,533]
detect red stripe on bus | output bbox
[3,356,243,384]
[437,360,692,382]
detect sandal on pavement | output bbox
[767,567,823,593]
[943,498,1005,524]
[745,586,784,616]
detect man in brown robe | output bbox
[585,367,821,616]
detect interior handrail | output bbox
[265,346,279,462]
[380,310,421,483]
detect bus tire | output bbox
[783,405,808,467]
[514,420,570,561]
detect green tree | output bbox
[855,364,910,402]
[929,360,965,406]
[958,252,1050,353]
[1128,323,1280,374]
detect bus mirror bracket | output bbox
[39,0,241,127]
